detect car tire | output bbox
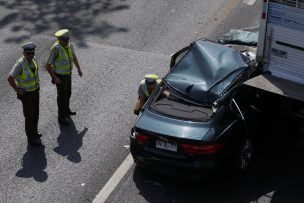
[236,138,253,172]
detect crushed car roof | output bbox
[165,39,249,103]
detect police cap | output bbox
[54,29,70,39]
[22,42,36,52]
[145,74,158,83]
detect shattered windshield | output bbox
[165,39,248,103]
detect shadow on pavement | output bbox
[133,146,304,203]
[53,119,88,163]
[16,145,48,182]
[0,0,130,47]
[132,106,304,203]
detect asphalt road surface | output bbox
[1,0,303,203]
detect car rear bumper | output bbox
[130,139,228,179]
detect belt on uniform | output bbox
[55,73,71,79]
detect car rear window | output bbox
[150,87,213,121]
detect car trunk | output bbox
[136,109,213,141]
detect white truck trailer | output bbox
[246,0,304,102]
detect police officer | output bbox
[45,29,83,125]
[7,42,42,146]
[133,74,160,115]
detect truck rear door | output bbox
[246,0,304,102]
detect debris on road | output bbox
[218,29,258,46]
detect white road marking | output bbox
[92,153,134,203]
[251,191,275,203]
[243,0,257,5]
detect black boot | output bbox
[28,137,42,146]
[67,111,76,116]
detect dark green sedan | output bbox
[130,39,261,178]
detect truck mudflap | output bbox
[244,74,304,102]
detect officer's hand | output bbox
[53,77,61,85]
[16,88,26,95]
[78,69,83,77]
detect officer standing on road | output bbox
[7,42,42,146]
[45,29,83,125]
[133,74,160,115]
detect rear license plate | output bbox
[155,140,177,152]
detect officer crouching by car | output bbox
[133,74,160,115]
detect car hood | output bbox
[135,109,214,141]
[165,39,248,103]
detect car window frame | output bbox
[170,45,191,69]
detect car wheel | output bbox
[237,139,253,171]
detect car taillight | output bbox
[135,133,148,144]
[181,143,224,155]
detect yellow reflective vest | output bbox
[16,57,40,92]
[140,79,161,97]
[52,42,73,75]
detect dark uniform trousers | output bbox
[19,89,39,140]
[56,74,71,119]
